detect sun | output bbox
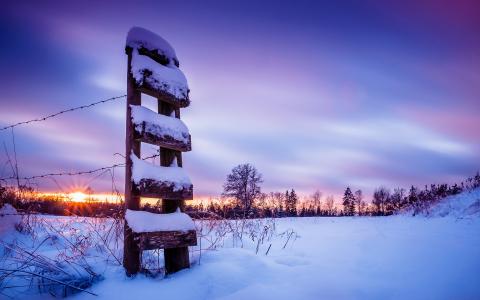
[70,191,87,202]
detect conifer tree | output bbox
[284,190,290,215]
[342,187,355,216]
[289,189,298,216]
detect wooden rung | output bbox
[133,178,193,200]
[135,230,197,250]
[137,83,190,109]
[130,104,191,151]
[134,126,191,151]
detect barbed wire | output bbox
[0,94,126,131]
[0,93,164,185]
[0,154,159,182]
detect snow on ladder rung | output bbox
[130,49,189,107]
[131,105,191,152]
[131,153,193,200]
[125,209,197,250]
[126,26,180,68]
[126,27,189,106]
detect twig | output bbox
[10,128,20,191]
[0,269,98,296]
[265,244,272,256]
[282,231,294,249]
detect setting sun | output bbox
[70,191,87,202]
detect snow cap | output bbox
[125,209,195,233]
[126,26,179,67]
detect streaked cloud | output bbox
[0,0,478,198]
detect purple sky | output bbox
[1,0,479,199]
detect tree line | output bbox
[1,163,479,218]
[210,163,480,218]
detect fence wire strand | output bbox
[0,154,159,182]
[0,93,164,184]
[0,94,126,131]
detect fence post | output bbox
[158,102,190,274]
[123,49,141,276]
[123,27,194,276]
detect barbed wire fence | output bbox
[0,95,126,132]
[0,94,156,194]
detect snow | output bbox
[127,27,189,101]
[131,153,191,191]
[131,49,189,100]
[0,204,20,234]
[130,104,190,144]
[125,209,195,233]
[75,217,480,300]
[126,26,178,66]
[424,188,480,218]
[2,190,480,299]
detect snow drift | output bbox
[424,187,480,218]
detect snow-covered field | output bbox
[1,190,480,300]
[71,217,478,300]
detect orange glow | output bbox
[35,192,123,203]
[35,191,210,204]
[70,191,88,202]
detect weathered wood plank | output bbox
[133,121,192,152]
[135,230,197,250]
[132,179,193,200]
[137,85,190,108]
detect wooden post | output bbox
[158,101,190,274]
[123,27,194,277]
[124,50,141,276]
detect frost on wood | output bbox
[130,105,191,151]
[125,209,195,233]
[130,154,193,199]
[131,49,189,105]
[126,26,179,67]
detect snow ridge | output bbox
[125,209,195,233]
[426,187,480,218]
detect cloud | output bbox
[1,1,478,198]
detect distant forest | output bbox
[1,166,479,219]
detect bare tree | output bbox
[266,192,285,217]
[354,189,363,216]
[222,163,263,212]
[311,190,322,211]
[390,188,406,212]
[325,195,335,216]
[372,186,390,215]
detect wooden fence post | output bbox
[158,101,190,274]
[123,27,195,276]
[123,50,141,276]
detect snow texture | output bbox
[130,104,189,144]
[126,26,178,66]
[131,153,191,191]
[79,216,480,300]
[0,204,20,235]
[4,190,480,299]
[424,187,480,218]
[125,209,195,233]
[131,49,189,100]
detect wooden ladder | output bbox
[123,28,195,276]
